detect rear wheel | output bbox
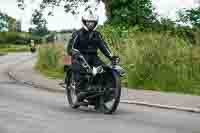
[101,71,121,114]
[65,71,80,109]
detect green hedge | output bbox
[0,32,43,45]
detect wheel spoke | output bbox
[104,87,116,111]
[70,84,78,104]
[65,72,80,109]
[104,99,115,108]
[105,88,116,99]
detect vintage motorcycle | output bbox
[64,49,125,114]
[30,47,36,53]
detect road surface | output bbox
[0,53,200,133]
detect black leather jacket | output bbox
[67,28,112,60]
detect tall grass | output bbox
[99,25,200,95]
[36,26,200,95]
[35,43,65,79]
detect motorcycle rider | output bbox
[30,40,36,53]
[66,9,115,102]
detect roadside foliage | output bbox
[36,25,200,95]
[98,25,200,95]
[36,43,65,79]
[29,0,200,95]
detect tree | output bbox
[0,12,8,31]
[111,0,155,26]
[0,12,16,32]
[8,17,17,32]
[31,9,49,36]
[159,17,176,31]
[17,0,154,25]
[39,0,112,18]
[178,7,200,28]
[16,20,22,32]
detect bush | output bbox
[30,35,43,44]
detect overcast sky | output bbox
[0,0,198,31]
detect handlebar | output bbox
[72,49,120,72]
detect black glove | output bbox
[111,56,120,65]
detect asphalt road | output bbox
[0,53,200,133]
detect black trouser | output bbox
[72,54,103,88]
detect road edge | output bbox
[6,59,200,114]
[120,100,200,113]
[0,53,7,56]
[7,71,64,93]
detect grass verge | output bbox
[0,44,30,53]
[35,66,64,79]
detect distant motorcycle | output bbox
[64,49,125,114]
[30,40,36,53]
[30,47,36,53]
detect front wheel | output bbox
[30,47,36,53]
[101,71,121,114]
[65,71,80,109]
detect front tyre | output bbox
[30,47,36,53]
[65,71,80,109]
[103,71,121,114]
